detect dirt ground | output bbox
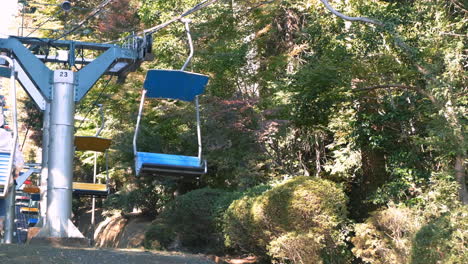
[0,244,215,264]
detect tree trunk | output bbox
[455,155,468,204]
[349,91,389,220]
[349,147,388,220]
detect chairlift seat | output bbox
[20,207,39,213]
[144,70,209,101]
[72,182,109,197]
[23,186,40,194]
[28,218,38,227]
[15,195,29,201]
[136,152,206,177]
[75,136,112,152]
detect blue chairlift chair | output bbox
[27,193,40,227]
[133,19,208,178]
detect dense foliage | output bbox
[23,0,467,262]
[223,176,350,263]
[144,187,241,253]
[353,175,468,264]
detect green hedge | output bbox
[223,176,350,263]
[353,175,468,264]
[144,188,243,254]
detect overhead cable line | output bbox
[25,10,63,37]
[106,0,220,44]
[54,0,116,41]
[142,0,219,35]
[76,75,113,130]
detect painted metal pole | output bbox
[39,102,50,226]
[91,151,97,243]
[1,55,17,244]
[44,70,82,237]
[4,185,15,243]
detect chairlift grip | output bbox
[181,20,194,71]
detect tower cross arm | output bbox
[75,46,138,102]
[0,37,52,99]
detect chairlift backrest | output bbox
[144,70,208,101]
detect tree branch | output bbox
[319,0,384,27]
[355,84,414,91]
[320,1,448,107]
[142,0,220,35]
[450,0,468,14]
[321,0,467,205]
[106,0,220,43]
[354,84,443,107]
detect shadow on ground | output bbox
[0,244,214,264]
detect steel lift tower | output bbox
[0,35,152,242]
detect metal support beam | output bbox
[14,60,47,110]
[4,185,15,244]
[13,37,118,51]
[0,37,52,98]
[41,70,82,238]
[39,102,50,226]
[0,60,46,110]
[69,42,76,68]
[75,47,136,101]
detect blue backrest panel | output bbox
[144,70,209,101]
[136,152,202,169]
[31,194,40,201]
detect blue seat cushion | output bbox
[143,70,209,101]
[136,152,205,176]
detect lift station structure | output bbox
[0,35,152,240]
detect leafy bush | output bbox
[411,207,468,264]
[202,97,269,189]
[222,185,271,256]
[352,205,420,264]
[145,188,241,254]
[352,175,468,264]
[223,176,350,263]
[103,184,169,215]
[268,232,323,264]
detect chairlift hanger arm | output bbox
[95,104,105,137]
[180,19,193,71]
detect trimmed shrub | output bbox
[353,175,468,264]
[145,221,175,249]
[145,188,241,254]
[223,196,269,256]
[223,176,350,263]
[268,232,323,264]
[352,205,420,264]
[411,207,468,264]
